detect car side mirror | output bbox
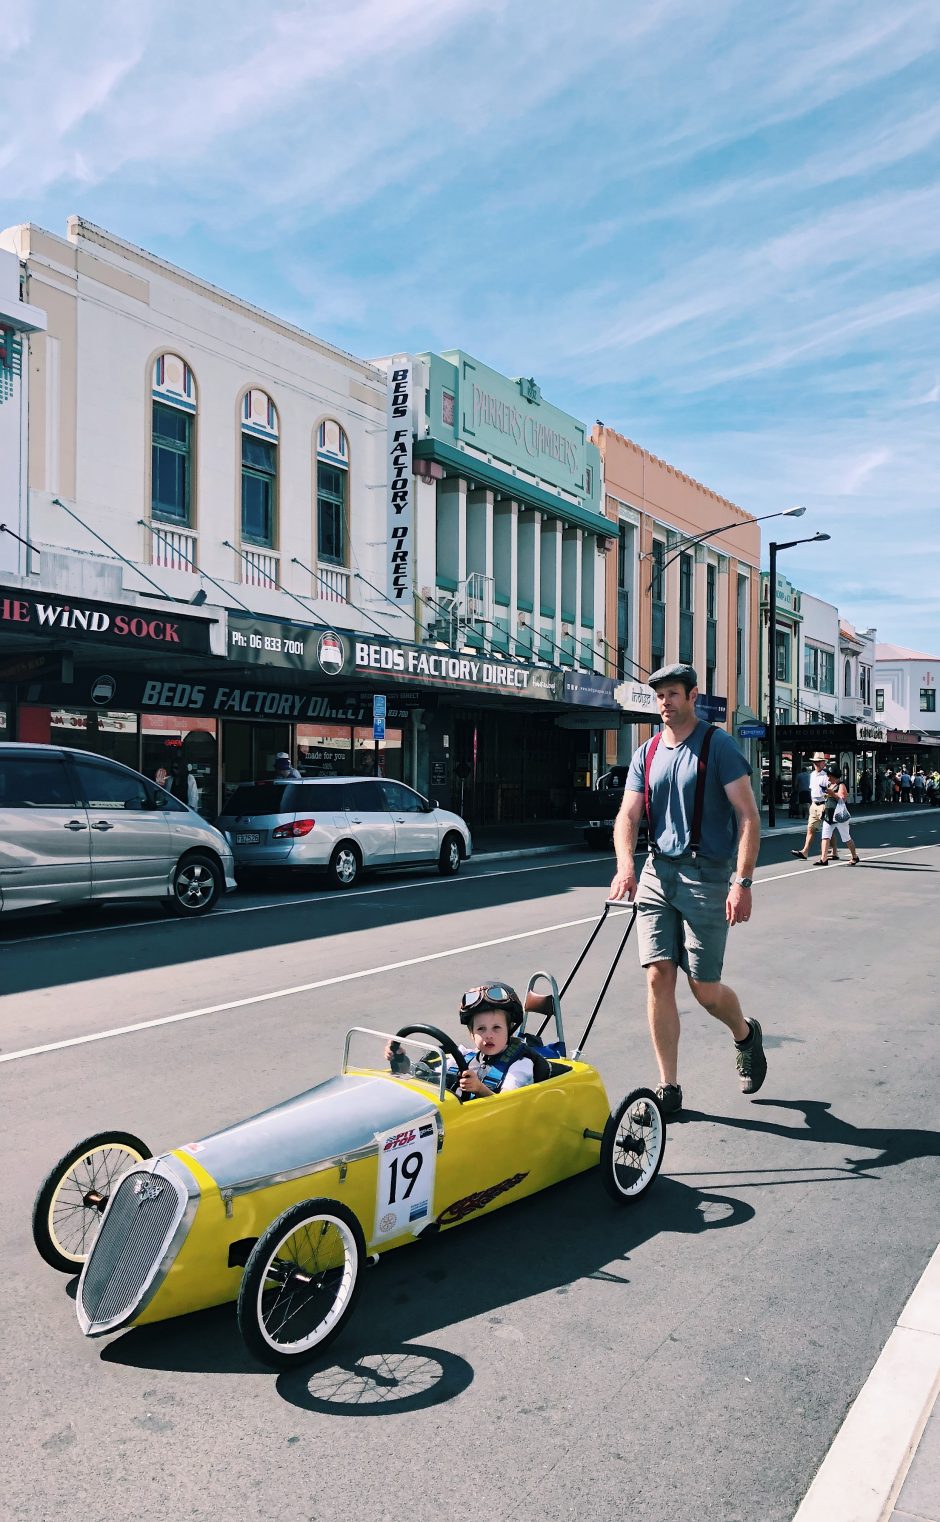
[423,797,434,812]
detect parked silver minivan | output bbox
[0,742,237,917]
[218,776,472,888]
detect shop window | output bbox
[152,355,195,525]
[920,688,937,712]
[241,390,278,548]
[317,420,349,566]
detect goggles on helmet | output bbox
[459,983,523,1030]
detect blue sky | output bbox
[3,0,939,650]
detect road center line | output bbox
[2,841,936,1066]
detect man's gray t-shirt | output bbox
[626,721,752,862]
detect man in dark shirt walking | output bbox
[609,664,765,1116]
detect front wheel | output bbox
[170,852,222,916]
[327,842,361,889]
[438,833,462,876]
[237,1198,366,1368]
[32,1131,152,1272]
[600,1088,665,1204]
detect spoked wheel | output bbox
[438,833,462,876]
[600,1088,665,1204]
[237,1198,366,1368]
[32,1131,152,1272]
[327,843,361,890]
[170,852,222,917]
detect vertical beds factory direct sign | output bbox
[387,358,414,611]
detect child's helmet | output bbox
[459,982,524,1033]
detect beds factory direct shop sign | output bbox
[228,617,558,701]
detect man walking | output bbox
[791,751,839,862]
[609,664,765,1116]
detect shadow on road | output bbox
[100,1171,754,1411]
[675,1098,940,1177]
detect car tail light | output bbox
[272,819,316,839]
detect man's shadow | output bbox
[678,1098,940,1176]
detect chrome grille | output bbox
[80,1169,184,1331]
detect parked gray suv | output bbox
[0,742,236,918]
[218,776,472,888]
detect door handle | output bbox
[349,816,363,823]
[91,821,115,831]
[64,820,88,831]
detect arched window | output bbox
[241,389,278,547]
[152,355,196,524]
[317,420,349,565]
[844,658,852,697]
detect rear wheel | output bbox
[237,1198,365,1368]
[170,852,222,916]
[600,1088,665,1204]
[438,833,462,876]
[327,842,361,889]
[32,1131,152,1272]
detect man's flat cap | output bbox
[648,662,698,690]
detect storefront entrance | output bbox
[448,707,591,825]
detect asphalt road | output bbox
[3,813,939,1522]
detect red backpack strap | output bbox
[690,725,716,854]
[643,733,662,837]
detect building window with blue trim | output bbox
[317,421,349,566]
[240,390,278,548]
[151,355,195,525]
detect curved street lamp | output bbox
[644,504,806,595]
[767,531,831,829]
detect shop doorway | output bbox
[221,721,291,800]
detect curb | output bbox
[793,1244,940,1522]
[471,808,938,864]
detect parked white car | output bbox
[218,776,472,888]
[0,742,236,917]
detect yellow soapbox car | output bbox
[32,904,664,1369]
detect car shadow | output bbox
[101,1172,754,1403]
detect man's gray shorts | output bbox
[635,853,732,983]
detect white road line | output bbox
[0,907,632,1065]
[0,855,611,946]
[2,840,937,1067]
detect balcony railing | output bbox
[311,565,349,603]
[241,548,279,589]
[150,523,197,573]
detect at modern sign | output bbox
[386,358,414,609]
[0,588,212,654]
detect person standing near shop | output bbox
[272,751,302,781]
[608,664,765,1116]
[791,752,840,862]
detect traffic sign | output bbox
[372,693,387,741]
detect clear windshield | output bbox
[343,1028,448,1101]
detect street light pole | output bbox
[766,532,831,829]
[645,504,805,593]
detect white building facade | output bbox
[874,644,940,737]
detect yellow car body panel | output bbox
[130,1060,609,1330]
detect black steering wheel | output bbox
[394,1023,468,1077]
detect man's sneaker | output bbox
[736,1018,767,1095]
[655,1083,683,1115]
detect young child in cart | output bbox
[388,983,535,1099]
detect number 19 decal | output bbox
[373,1116,438,1244]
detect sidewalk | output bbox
[793,1244,940,1522]
[471,804,939,861]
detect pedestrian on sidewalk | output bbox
[791,752,840,862]
[608,663,765,1118]
[816,765,860,866]
[913,769,927,805]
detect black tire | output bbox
[170,851,223,917]
[327,842,361,889]
[600,1088,665,1204]
[438,832,462,876]
[237,1198,366,1368]
[32,1131,151,1272]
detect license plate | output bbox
[236,832,262,845]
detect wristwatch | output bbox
[731,875,753,888]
